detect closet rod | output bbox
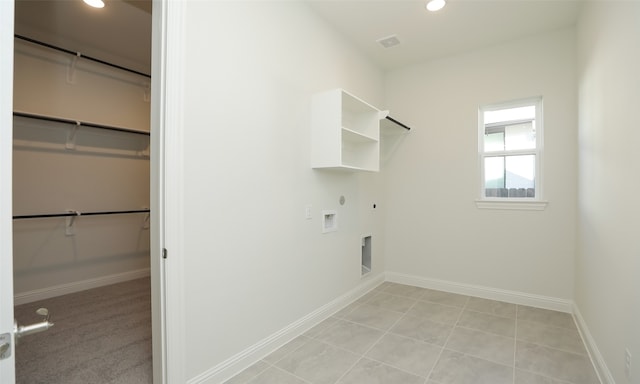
[13,209,150,220]
[14,111,151,137]
[14,34,151,79]
[385,116,411,131]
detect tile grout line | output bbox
[269,364,315,384]
[331,288,420,384]
[422,295,470,384]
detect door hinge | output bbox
[162,248,167,259]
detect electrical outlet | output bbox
[625,348,632,380]
[305,205,312,220]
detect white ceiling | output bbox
[14,0,152,75]
[308,0,583,70]
[13,0,582,75]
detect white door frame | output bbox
[151,0,187,383]
[1,0,189,382]
[0,0,15,380]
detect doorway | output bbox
[11,1,156,383]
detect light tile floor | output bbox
[224,282,600,384]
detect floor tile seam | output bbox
[264,335,313,367]
[516,317,581,333]
[415,298,468,310]
[331,354,366,383]
[331,305,417,383]
[269,364,315,384]
[514,338,589,358]
[331,304,360,321]
[376,290,423,302]
[515,307,577,329]
[229,360,271,384]
[461,306,518,321]
[441,344,515,368]
[360,355,429,381]
[301,335,370,361]
[270,337,364,384]
[377,328,445,350]
[384,300,450,346]
[401,310,461,328]
[454,323,516,340]
[356,301,413,316]
[423,297,467,382]
[514,366,576,384]
[329,315,398,333]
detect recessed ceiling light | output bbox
[83,0,105,8]
[426,0,446,12]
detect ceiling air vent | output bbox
[376,35,400,49]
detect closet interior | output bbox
[12,1,153,383]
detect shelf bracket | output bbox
[142,82,151,102]
[137,137,150,157]
[142,210,150,229]
[65,210,80,236]
[65,122,80,150]
[66,53,80,84]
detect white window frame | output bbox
[476,97,547,211]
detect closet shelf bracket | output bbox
[65,122,80,150]
[142,211,150,229]
[65,211,80,236]
[66,53,80,84]
[143,82,151,102]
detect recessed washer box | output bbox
[322,210,337,233]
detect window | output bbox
[477,98,546,210]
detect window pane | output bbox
[484,157,504,189]
[505,122,535,150]
[484,155,535,198]
[484,131,504,152]
[484,105,535,125]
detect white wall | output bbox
[12,40,150,299]
[576,3,640,383]
[179,2,385,380]
[382,28,577,301]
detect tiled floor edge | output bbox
[198,272,386,384]
[384,271,573,313]
[573,303,612,384]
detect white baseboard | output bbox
[187,272,386,384]
[573,304,614,384]
[14,268,151,305]
[385,271,573,313]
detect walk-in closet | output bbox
[11,1,152,383]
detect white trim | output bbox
[13,268,150,305]
[150,0,168,383]
[0,1,15,382]
[475,199,548,211]
[160,1,188,383]
[385,271,573,313]
[478,97,544,203]
[573,304,612,384]
[188,273,385,384]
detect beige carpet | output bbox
[14,277,152,384]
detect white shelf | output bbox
[311,89,381,172]
[342,127,377,143]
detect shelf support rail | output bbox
[15,34,151,79]
[13,209,151,220]
[385,116,411,131]
[14,111,150,137]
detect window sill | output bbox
[475,199,548,211]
